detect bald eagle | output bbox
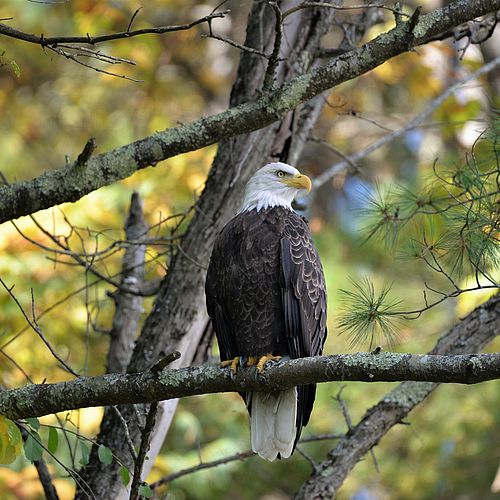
[205,162,327,461]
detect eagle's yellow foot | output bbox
[255,354,282,373]
[246,356,259,367]
[220,357,240,374]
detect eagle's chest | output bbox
[217,212,288,355]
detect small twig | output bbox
[405,6,422,45]
[0,171,9,185]
[201,32,270,58]
[57,44,136,65]
[370,448,381,473]
[127,7,143,33]
[282,2,410,19]
[150,450,255,489]
[396,284,499,319]
[111,406,138,461]
[0,278,79,376]
[129,402,159,500]
[46,45,143,82]
[393,2,405,27]
[149,351,182,374]
[300,433,343,443]
[0,10,230,46]
[262,1,282,91]
[295,446,318,471]
[334,386,353,432]
[75,138,97,168]
[308,136,359,172]
[0,348,33,382]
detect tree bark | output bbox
[106,192,148,374]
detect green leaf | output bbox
[0,416,23,464]
[138,483,153,498]
[10,60,20,78]
[26,417,40,430]
[97,444,113,465]
[47,427,59,454]
[79,441,90,466]
[120,466,131,486]
[24,433,43,462]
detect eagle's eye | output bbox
[276,170,286,178]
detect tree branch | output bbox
[106,192,148,374]
[313,55,500,190]
[0,10,230,47]
[1,350,499,420]
[0,0,498,224]
[295,292,500,498]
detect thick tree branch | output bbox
[106,192,148,374]
[296,292,500,499]
[1,351,499,420]
[0,0,498,225]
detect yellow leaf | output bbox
[0,416,23,464]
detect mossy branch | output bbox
[0,0,499,224]
[1,350,499,421]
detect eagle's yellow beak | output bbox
[282,173,312,192]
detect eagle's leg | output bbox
[246,354,282,373]
[220,357,240,374]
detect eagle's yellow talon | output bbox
[220,357,240,374]
[246,356,259,367]
[256,354,282,373]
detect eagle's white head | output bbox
[240,162,312,212]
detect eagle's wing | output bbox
[280,215,327,433]
[205,245,238,363]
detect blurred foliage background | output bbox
[0,0,499,499]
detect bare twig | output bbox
[0,278,78,376]
[150,450,255,489]
[111,406,138,461]
[127,8,143,33]
[201,33,269,58]
[129,402,159,500]
[394,284,499,319]
[282,2,410,19]
[46,45,143,82]
[0,10,230,46]
[75,138,97,168]
[263,2,282,91]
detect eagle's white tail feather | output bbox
[250,388,297,461]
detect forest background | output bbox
[0,0,499,499]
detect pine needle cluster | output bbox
[338,118,500,347]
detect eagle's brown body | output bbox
[205,206,327,456]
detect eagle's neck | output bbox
[240,190,294,213]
